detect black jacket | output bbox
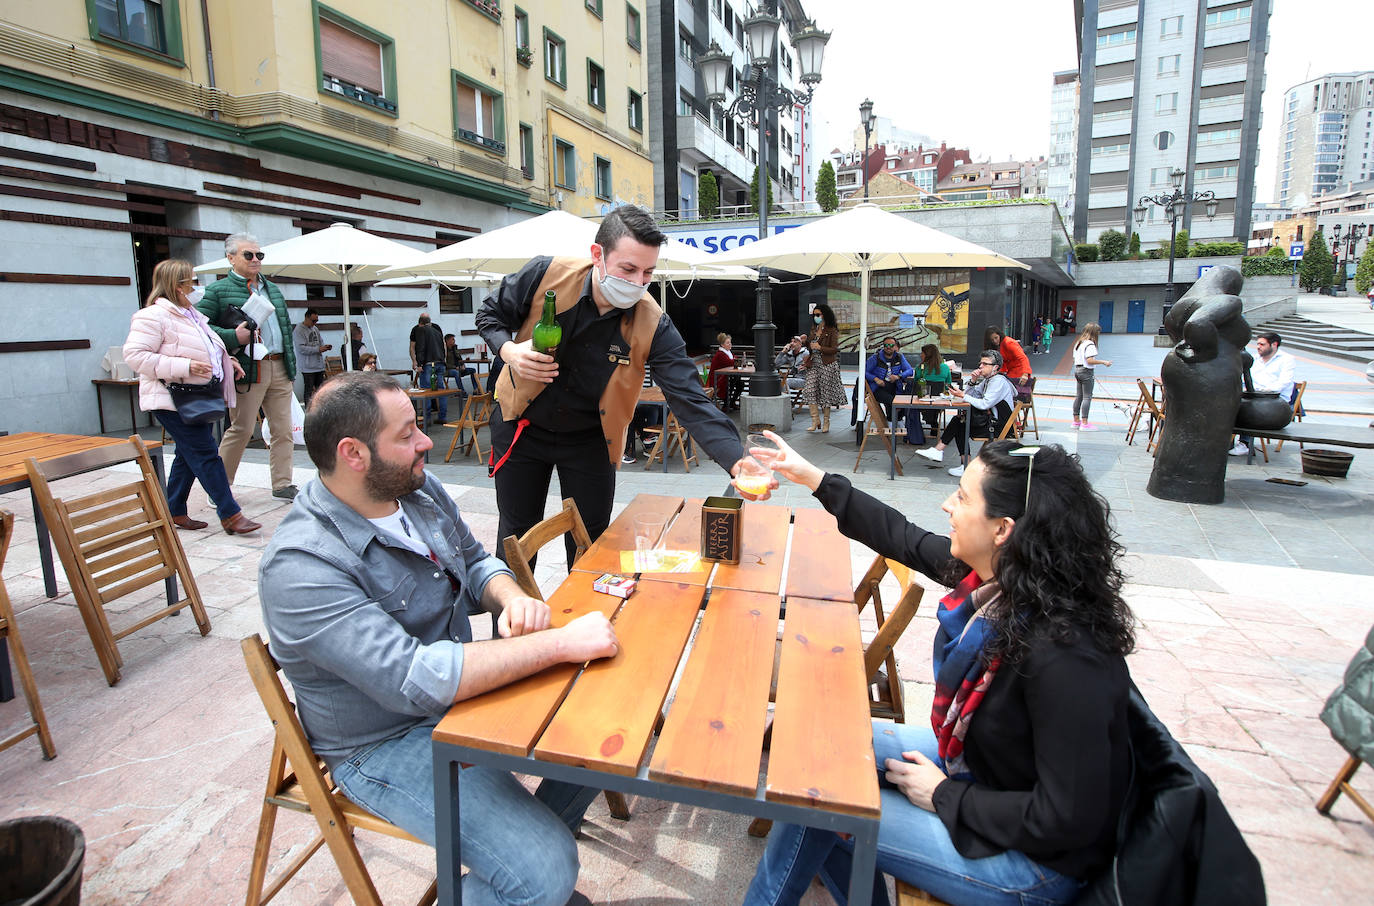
[1077,684,1266,906]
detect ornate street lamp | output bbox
[699,7,829,399]
[1331,223,1366,291]
[1133,168,1218,335]
[859,98,875,201]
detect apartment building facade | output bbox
[1073,0,1270,246]
[0,0,649,433]
[1273,72,1374,209]
[649,0,811,218]
[1047,69,1079,219]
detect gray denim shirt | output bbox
[259,474,513,767]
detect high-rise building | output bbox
[1073,0,1270,246]
[1047,70,1079,220]
[649,0,812,218]
[1274,72,1374,209]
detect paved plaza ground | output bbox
[1,299,1371,905]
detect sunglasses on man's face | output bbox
[240,251,265,260]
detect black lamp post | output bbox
[698,9,829,399]
[859,98,874,201]
[1331,223,1366,291]
[1133,168,1219,335]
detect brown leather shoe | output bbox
[171,515,208,530]
[221,512,262,535]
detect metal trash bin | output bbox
[0,816,84,906]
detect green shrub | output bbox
[1356,242,1374,295]
[1098,229,1127,261]
[1128,232,1141,258]
[1074,243,1099,262]
[1189,241,1244,257]
[1175,228,1190,257]
[1241,255,1293,277]
[816,161,838,213]
[1265,244,1287,258]
[698,171,719,219]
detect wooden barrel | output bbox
[0,816,84,906]
[1301,449,1354,478]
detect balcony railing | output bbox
[457,128,507,155]
[322,77,398,114]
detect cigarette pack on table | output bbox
[593,573,638,599]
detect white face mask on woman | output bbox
[186,286,205,305]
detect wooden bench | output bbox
[1236,422,1374,465]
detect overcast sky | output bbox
[797,0,1370,204]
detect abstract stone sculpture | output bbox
[1147,265,1250,504]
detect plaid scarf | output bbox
[930,572,1002,780]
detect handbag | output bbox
[163,377,228,425]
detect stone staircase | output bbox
[1253,315,1374,364]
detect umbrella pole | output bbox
[341,266,353,371]
[856,263,870,423]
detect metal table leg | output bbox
[31,487,57,599]
[96,385,109,435]
[150,447,179,607]
[0,641,12,702]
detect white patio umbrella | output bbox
[195,223,426,369]
[707,203,1028,410]
[379,209,745,279]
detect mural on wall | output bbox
[826,269,971,354]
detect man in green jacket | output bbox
[197,232,300,500]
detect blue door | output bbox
[1126,300,1146,333]
[1098,301,1114,333]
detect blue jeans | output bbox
[420,363,449,420]
[744,722,1083,906]
[332,721,599,906]
[152,409,240,520]
[447,366,478,396]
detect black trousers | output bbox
[302,370,324,408]
[490,410,617,570]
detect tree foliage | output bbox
[749,166,773,214]
[1241,254,1293,277]
[816,161,838,212]
[698,171,719,220]
[1074,243,1099,262]
[1299,228,1335,292]
[1174,228,1189,258]
[1355,240,1374,296]
[1098,229,1127,261]
[1128,232,1141,258]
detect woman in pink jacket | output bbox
[123,259,260,535]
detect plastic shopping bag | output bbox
[262,393,307,446]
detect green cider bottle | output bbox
[532,290,561,358]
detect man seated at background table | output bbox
[917,349,1017,478]
[1230,331,1297,456]
[775,334,811,391]
[865,336,915,429]
[259,371,617,906]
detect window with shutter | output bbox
[452,73,506,154]
[315,9,396,114]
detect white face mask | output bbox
[596,259,646,309]
[186,286,205,305]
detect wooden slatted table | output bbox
[0,432,168,701]
[432,494,876,906]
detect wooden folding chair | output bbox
[1135,380,1165,455]
[895,880,953,905]
[324,355,344,378]
[241,635,438,906]
[1317,754,1374,824]
[748,554,925,838]
[500,500,631,821]
[643,410,697,472]
[0,510,56,760]
[24,437,211,686]
[854,555,926,724]
[855,386,904,475]
[1274,381,1308,454]
[1124,381,1151,446]
[1015,376,1040,440]
[968,402,1025,450]
[441,392,494,463]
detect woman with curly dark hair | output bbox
[738,436,1135,906]
[802,303,848,432]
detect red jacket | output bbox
[999,337,1031,380]
[708,347,735,399]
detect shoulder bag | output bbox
[162,377,228,425]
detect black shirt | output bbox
[475,256,744,471]
[410,322,444,364]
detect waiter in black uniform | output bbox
[476,205,748,566]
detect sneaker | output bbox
[948,465,965,477]
[1228,442,1250,456]
[1079,423,1098,432]
[916,447,944,463]
[1072,420,1081,429]
[272,485,298,500]
[621,452,637,465]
